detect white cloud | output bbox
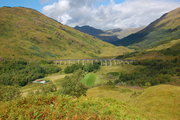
[42,0,180,29]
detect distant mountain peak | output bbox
[74,25,144,45]
[74,25,105,36]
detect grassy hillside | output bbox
[115,7,180,49]
[134,85,180,120]
[0,95,144,120]
[119,40,180,61]
[87,85,180,120]
[147,39,180,51]
[0,7,131,61]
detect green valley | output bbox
[0,4,180,120]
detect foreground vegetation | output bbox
[0,94,144,120]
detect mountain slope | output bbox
[75,25,144,44]
[105,27,145,39]
[115,7,180,49]
[74,25,105,36]
[74,25,120,44]
[0,7,130,60]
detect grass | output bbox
[81,73,96,87]
[133,85,180,120]
[147,39,180,52]
[80,65,141,87]
[125,50,179,61]
[87,85,143,102]
[96,65,143,81]
[81,73,103,87]
[87,84,180,120]
[97,65,141,74]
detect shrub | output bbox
[62,70,88,97]
[41,64,61,74]
[64,64,83,74]
[144,82,151,87]
[64,62,100,74]
[106,80,115,86]
[114,59,178,86]
[83,62,100,72]
[35,82,57,95]
[106,72,120,80]
[0,85,21,101]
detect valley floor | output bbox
[19,65,180,120]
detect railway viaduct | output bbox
[53,59,135,66]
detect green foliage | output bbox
[133,59,179,75]
[83,62,100,72]
[64,64,83,73]
[38,60,53,64]
[115,59,179,86]
[62,70,88,97]
[0,85,21,101]
[34,82,57,95]
[0,60,61,86]
[107,72,120,79]
[106,80,115,86]
[64,62,100,74]
[81,73,96,87]
[40,64,61,74]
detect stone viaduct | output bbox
[53,59,135,66]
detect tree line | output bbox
[0,60,61,86]
[112,59,179,86]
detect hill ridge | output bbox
[0,7,131,60]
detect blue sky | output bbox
[0,0,56,12]
[0,0,125,12]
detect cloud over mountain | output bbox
[42,0,180,29]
